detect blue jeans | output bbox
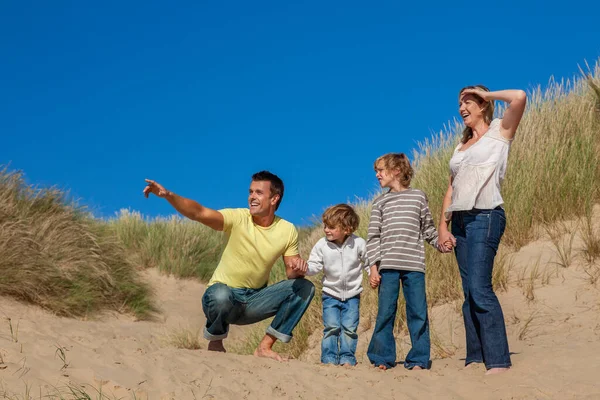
[201,279,315,343]
[321,294,360,365]
[452,207,511,369]
[367,270,430,369]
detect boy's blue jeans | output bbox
[201,279,315,343]
[321,294,360,365]
[452,207,511,370]
[367,270,430,369]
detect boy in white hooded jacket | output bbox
[307,204,369,366]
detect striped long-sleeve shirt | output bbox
[366,188,438,273]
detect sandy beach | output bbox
[1,216,600,400]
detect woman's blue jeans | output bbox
[452,207,511,369]
[367,270,430,369]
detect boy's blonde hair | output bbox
[322,204,360,233]
[374,153,414,187]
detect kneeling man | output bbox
[143,171,314,361]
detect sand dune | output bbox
[1,219,600,399]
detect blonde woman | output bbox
[438,86,526,375]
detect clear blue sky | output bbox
[2,1,599,225]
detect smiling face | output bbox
[323,224,350,245]
[248,180,279,217]
[459,92,486,128]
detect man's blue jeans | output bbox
[321,294,360,365]
[201,278,315,343]
[367,270,430,369]
[452,207,512,370]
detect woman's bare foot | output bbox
[463,362,482,370]
[485,367,509,375]
[253,334,286,362]
[207,340,226,352]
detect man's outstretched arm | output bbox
[143,179,224,231]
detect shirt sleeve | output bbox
[283,225,300,257]
[366,204,382,268]
[218,208,245,233]
[358,238,371,276]
[420,193,439,247]
[306,240,324,276]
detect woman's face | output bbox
[459,93,484,128]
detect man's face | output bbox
[248,180,278,217]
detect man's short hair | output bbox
[322,204,360,233]
[252,171,284,210]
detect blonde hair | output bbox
[374,153,414,187]
[322,204,360,233]
[459,85,494,144]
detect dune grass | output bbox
[0,168,155,319]
[109,209,226,281]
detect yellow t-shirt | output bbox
[208,208,299,289]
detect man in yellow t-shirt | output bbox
[143,171,315,361]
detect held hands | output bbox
[437,230,457,253]
[291,257,308,275]
[369,265,381,289]
[143,179,170,198]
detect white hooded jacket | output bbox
[306,234,370,301]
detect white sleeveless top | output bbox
[446,118,511,219]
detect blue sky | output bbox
[2,1,599,225]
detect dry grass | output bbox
[167,327,203,350]
[0,381,142,400]
[546,222,578,268]
[581,211,600,264]
[110,210,226,281]
[0,168,155,319]
[517,310,540,341]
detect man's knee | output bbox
[202,283,234,314]
[292,278,315,300]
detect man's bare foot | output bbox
[207,340,226,353]
[485,367,510,375]
[253,333,286,362]
[254,346,285,361]
[411,366,424,370]
[377,365,387,370]
[341,363,355,368]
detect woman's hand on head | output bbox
[461,87,491,102]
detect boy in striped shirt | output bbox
[366,153,444,370]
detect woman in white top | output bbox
[438,85,527,375]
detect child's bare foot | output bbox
[485,367,509,375]
[207,340,226,352]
